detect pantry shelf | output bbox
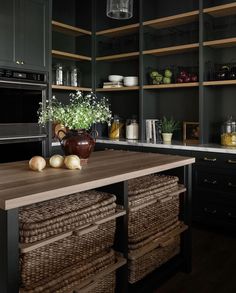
[143,83,199,89]
[52,20,91,36]
[203,3,236,18]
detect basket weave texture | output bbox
[128,174,183,283]
[19,190,116,243]
[21,249,116,293]
[19,190,117,291]
[128,235,180,284]
[128,175,180,243]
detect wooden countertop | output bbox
[0,150,195,210]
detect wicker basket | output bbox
[19,190,116,244]
[19,190,119,289]
[128,193,180,242]
[128,222,187,284]
[20,219,116,288]
[20,250,126,293]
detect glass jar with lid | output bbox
[126,117,139,140]
[54,64,63,85]
[221,116,236,146]
[109,115,124,139]
[70,66,81,87]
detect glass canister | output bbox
[109,115,124,139]
[221,117,236,146]
[70,66,81,87]
[55,64,63,85]
[126,117,139,140]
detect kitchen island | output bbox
[0,150,195,293]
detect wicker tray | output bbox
[19,190,116,243]
[128,222,187,284]
[20,250,126,293]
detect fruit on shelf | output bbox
[163,76,171,84]
[176,70,198,83]
[150,71,163,84]
[164,69,173,78]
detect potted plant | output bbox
[161,116,180,144]
[38,91,112,162]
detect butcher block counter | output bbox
[0,150,195,293]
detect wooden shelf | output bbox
[143,43,199,56]
[96,51,139,61]
[143,82,199,89]
[96,86,139,92]
[52,20,91,36]
[203,37,236,48]
[203,80,236,86]
[96,23,139,37]
[52,50,91,61]
[203,3,236,18]
[143,10,199,30]
[52,85,92,91]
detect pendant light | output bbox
[107,0,133,20]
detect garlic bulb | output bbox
[29,156,46,172]
[49,154,64,168]
[64,155,82,170]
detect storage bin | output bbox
[19,190,121,289]
[128,222,187,284]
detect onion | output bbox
[29,156,46,172]
[64,155,82,170]
[49,154,64,168]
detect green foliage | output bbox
[161,116,180,133]
[38,91,112,130]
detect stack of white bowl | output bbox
[123,76,138,87]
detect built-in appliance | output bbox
[0,68,48,163]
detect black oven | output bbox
[0,68,48,163]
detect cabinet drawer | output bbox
[196,172,222,190]
[193,151,236,169]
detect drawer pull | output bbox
[227,159,236,164]
[203,157,217,162]
[228,182,236,188]
[203,179,217,185]
[204,208,216,214]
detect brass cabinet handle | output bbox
[228,182,236,188]
[21,61,24,65]
[203,157,217,162]
[227,159,236,164]
[203,179,217,185]
[16,60,20,64]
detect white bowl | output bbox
[124,76,138,86]
[108,75,123,82]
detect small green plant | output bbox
[161,116,180,133]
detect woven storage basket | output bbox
[20,249,116,293]
[19,190,116,244]
[128,222,187,284]
[128,193,180,242]
[19,190,118,289]
[20,219,116,288]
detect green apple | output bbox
[163,76,171,84]
[164,69,173,78]
[150,71,159,79]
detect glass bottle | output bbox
[126,117,139,140]
[221,116,236,146]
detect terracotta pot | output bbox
[58,129,96,164]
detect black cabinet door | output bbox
[16,0,49,71]
[0,0,49,72]
[0,0,17,68]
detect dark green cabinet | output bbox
[0,0,50,72]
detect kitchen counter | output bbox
[0,150,194,293]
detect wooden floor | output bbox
[155,227,236,293]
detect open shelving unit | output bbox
[203,37,236,48]
[52,49,91,61]
[52,20,91,36]
[143,43,199,56]
[143,82,199,89]
[96,51,139,62]
[203,80,236,86]
[52,85,92,91]
[96,23,139,37]
[203,2,236,17]
[96,86,139,92]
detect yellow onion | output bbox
[64,155,82,170]
[49,154,64,168]
[29,156,46,172]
